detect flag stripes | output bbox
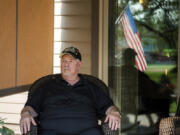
[120,7,147,71]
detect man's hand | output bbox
[19,106,37,134]
[105,106,121,130]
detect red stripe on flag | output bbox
[123,15,147,69]
[121,13,147,71]
[121,17,143,70]
[121,16,146,71]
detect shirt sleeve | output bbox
[92,84,114,118]
[25,80,46,114]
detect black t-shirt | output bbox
[25,74,114,134]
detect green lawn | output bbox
[145,64,176,84]
[145,64,177,113]
[145,71,163,83]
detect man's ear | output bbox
[78,61,82,67]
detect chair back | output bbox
[26,74,119,135]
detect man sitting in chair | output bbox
[20,47,121,135]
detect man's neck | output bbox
[62,74,80,85]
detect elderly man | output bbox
[20,47,121,135]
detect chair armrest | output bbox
[102,121,119,135]
[24,123,37,135]
[159,116,180,135]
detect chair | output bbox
[159,116,180,135]
[24,74,119,135]
[159,98,180,135]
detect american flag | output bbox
[120,6,147,72]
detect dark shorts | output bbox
[40,127,103,135]
[80,127,103,135]
[40,118,101,134]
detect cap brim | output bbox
[60,52,76,59]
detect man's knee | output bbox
[80,127,103,135]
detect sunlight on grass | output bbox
[145,64,176,83]
[145,64,177,113]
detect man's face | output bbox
[61,54,81,77]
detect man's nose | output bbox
[64,61,70,66]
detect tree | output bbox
[116,0,179,50]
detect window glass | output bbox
[108,0,179,134]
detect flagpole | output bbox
[115,5,129,24]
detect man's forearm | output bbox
[105,105,121,130]
[105,106,121,116]
[21,106,38,117]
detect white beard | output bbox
[62,69,72,76]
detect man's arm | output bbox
[105,106,122,130]
[20,106,37,134]
[21,106,38,117]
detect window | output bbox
[108,0,179,134]
[53,0,62,73]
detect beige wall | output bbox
[0,0,54,89]
[55,0,92,75]
[17,0,54,85]
[98,0,109,84]
[0,0,100,89]
[0,0,16,89]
